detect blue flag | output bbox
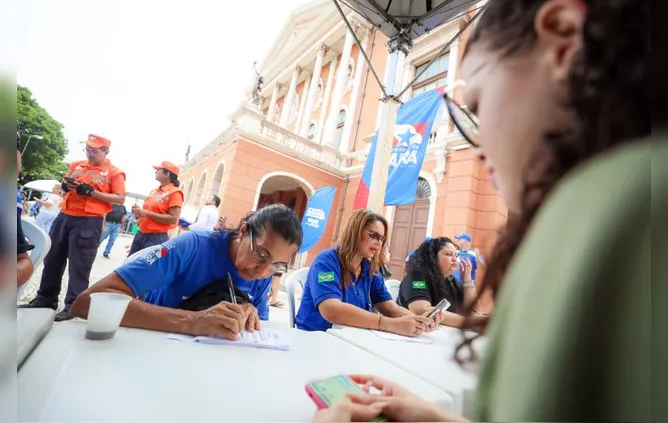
[298,186,336,253]
[385,88,444,205]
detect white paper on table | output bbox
[167,328,291,351]
[370,330,434,344]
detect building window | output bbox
[415,177,431,199]
[334,109,346,149]
[307,123,316,140]
[412,53,450,98]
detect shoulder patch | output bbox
[412,280,427,289]
[317,271,335,283]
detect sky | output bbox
[17,0,307,195]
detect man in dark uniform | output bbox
[20,134,126,321]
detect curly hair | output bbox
[457,0,650,361]
[408,237,455,282]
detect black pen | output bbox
[226,272,237,305]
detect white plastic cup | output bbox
[85,293,132,340]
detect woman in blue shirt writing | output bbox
[296,209,432,337]
[71,204,302,340]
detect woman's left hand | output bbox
[460,258,473,282]
[312,400,384,423]
[241,303,261,332]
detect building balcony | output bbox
[181,102,347,177]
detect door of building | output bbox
[388,198,429,279]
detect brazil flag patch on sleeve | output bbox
[412,280,427,289]
[318,271,335,283]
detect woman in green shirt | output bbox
[313,0,650,421]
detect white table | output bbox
[327,325,485,418]
[18,321,455,422]
[16,308,55,369]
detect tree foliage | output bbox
[17,85,69,184]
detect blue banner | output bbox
[298,186,336,253]
[384,88,444,205]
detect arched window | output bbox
[195,172,207,205]
[415,177,431,199]
[334,109,346,149]
[209,163,224,197]
[307,123,316,140]
[184,179,194,203]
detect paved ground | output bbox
[18,233,293,326]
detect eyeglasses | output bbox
[367,231,386,245]
[442,82,479,148]
[82,147,106,155]
[249,228,289,274]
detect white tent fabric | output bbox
[22,179,60,193]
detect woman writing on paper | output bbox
[397,237,487,329]
[296,209,432,337]
[72,204,303,341]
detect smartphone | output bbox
[305,375,388,421]
[426,298,451,319]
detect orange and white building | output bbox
[179,0,506,278]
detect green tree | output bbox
[17,85,69,184]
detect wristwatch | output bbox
[463,281,475,289]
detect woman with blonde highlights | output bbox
[296,209,432,336]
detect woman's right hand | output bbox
[188,302,248,340]
[348,375,468,422]
[386,315,431,337]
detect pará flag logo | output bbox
[353,88,444,209]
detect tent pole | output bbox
[366,37,410,213]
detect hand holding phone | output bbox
[306,375,388,422]
[425,298,451,322]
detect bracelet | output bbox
[378,314,383,331]
[463,281,475,289]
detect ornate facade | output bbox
[179,0,506,277]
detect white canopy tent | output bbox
[330,0,484,211]
[22,179,60,193]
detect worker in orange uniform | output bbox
[20,135,126,321]
[128,161,183,256]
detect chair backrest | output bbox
[18,218,52,299]
[385,278,402,302]
[20,218,51,268]
[286,267,310,329]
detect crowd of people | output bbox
[15,0,651,421]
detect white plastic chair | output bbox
[20,218,51,268]
[385,278,402,302]
[18,218,51,299]
[286,267,310,329]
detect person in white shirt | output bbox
[185,195,220,231]
[34,184,63,233]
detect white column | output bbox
[315,55,337,144]
[299,44,328,137]
[294,75,311,133]
[279,66,301,128]
[267,83,280,122]
[321,25,356,147]
[444,39,461,130]
[338,30,370,154]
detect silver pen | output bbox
[227,272,237,305]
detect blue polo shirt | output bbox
[115,230,272,320]
[295,248,393,332]
[453,248,482,283]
